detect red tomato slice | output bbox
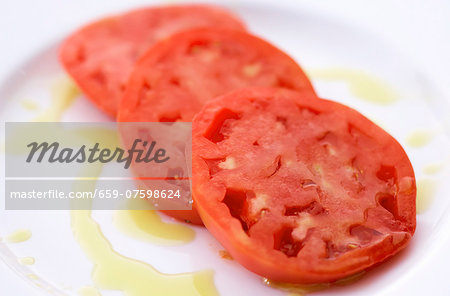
[59,5,246,117]
[192,88,416,283]
[118,28,317,224]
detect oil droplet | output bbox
[262,278,329,296]
[405,130,435,148]
[21,99,40,111]
[34,76,79,122]
[27,273,39,280]
[422,156,449,175]
[423,163,445,175]
[4,78,79,156]
[113,198,195,245]
[71,165,218,296]
[309,68,398,104]
[78,286,102,296]
[219,250,233,260]
[263,271,364,295]
[6,229,32,243]
[334,271,365,286]
[18,257,35,265]
[416,178,437,214]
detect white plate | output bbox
[1,1,450,295]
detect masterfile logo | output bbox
[4,122,192,210]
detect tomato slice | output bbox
[59,5,246,117]
[118,28,317,224]
[118,27,316,123]
[192,88,416,283]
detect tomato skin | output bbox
[59,5,246,117]
[192,88,416,283]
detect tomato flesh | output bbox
[192,88,416,283]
